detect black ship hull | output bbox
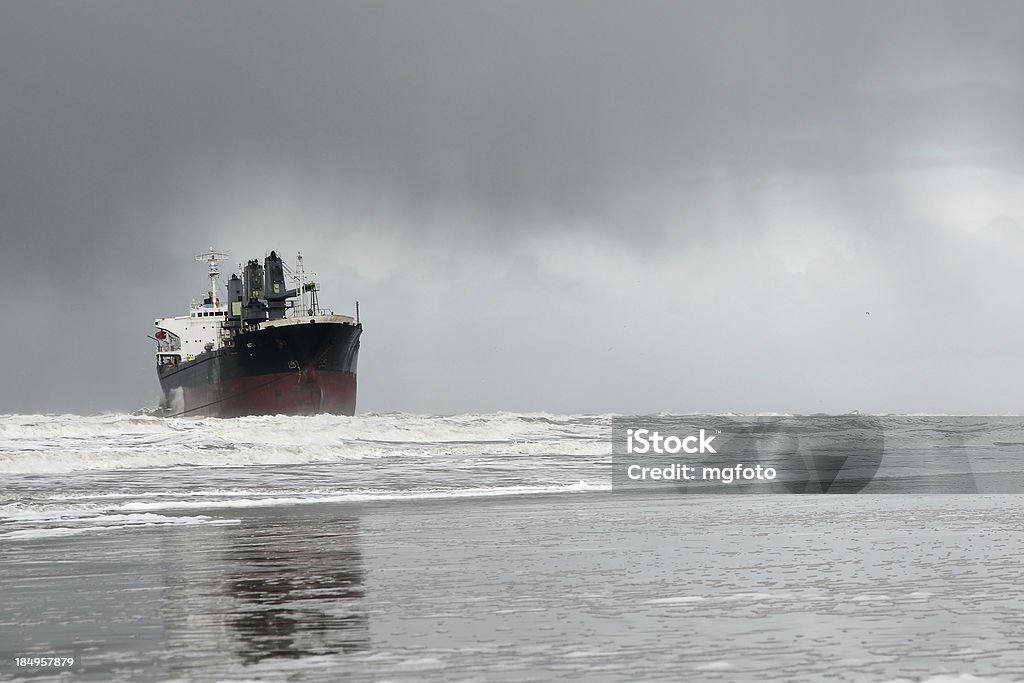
[159,320,361,417]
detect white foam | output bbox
[0,412,612,474]
[0,481,608,523]
[1,513,240,540]
[881,676,1014,683]
[392,657,444,671]
[722,592,781,602]
[113,481,608,511]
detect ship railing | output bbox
[290,308,336,318]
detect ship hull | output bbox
[158,320,361,417]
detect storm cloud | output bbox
[2,0,1024,414]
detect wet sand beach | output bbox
[3,492,1024,682]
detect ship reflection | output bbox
[159,510,369,668]
[226,515,368,663]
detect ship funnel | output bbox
[227,273,243,320]
[244,260,264,301]
[242,259,267,324]
[264,250,289,321]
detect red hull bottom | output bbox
[174,370,357,418]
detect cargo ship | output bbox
[153,249,362,417]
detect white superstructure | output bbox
[154,303,230,368]
[153,248,230,368]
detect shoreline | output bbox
[4,492,1023,681]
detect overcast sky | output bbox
[3,0,1024,415]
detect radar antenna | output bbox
[196,247,229,306]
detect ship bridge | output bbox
[155,302,230,369]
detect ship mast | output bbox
[292,251,317,315]
[296,252,306,314]
[195,247,228,306]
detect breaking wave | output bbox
[0,412,611,474]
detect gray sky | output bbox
[3,0,1024,415]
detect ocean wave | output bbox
[0,481,607,532]
[0,412,612,473]
[0,512,241,541]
